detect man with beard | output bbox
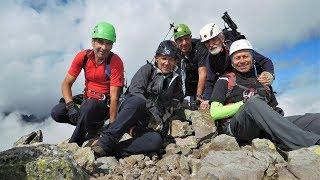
[199,23,275,110]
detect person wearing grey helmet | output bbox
[88,40,184,158]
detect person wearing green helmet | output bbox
[51,22,124,146]
[173,24,209,110]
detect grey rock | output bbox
[119,133,132,142]
[123,154,145,167]
[57,142,80,155]
[287,146,320,179]
[94,156,119,174]
[175,136,198,149]
[0,143,88,179]
[196,150,270,180]
[123,168,141,180]
[181,147,192,156]
[178,155,190,175]
[165,143,181,155]
[73,147,95,173]
[156,154,179,171]
[170,120,193,138]
[252,138,286,163]
[275,163,298,180]
[185,109,217,142]
[189,158,201,175]
[145,160,155,167]
[119,158,126,165]
[200,134,240,158]
[13,130,43,147]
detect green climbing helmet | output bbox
[173,24,192,40]
[91,22,116,43]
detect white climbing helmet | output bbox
[229,39,253,56]
[199,23,222,42]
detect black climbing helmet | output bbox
[155,40,179,59]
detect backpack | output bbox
[224,72,271,104]
[82,49,114,80]
[223,72,284,115]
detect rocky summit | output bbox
[1,109,320,180]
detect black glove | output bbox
[148,114,164,131]
[66,101,80,124]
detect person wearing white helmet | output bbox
[199,23,275,110]
[209,39,320,151]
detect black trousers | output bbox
[99,95,162,157]
[230,96,320,150]
[51,99,108,146]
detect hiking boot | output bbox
[91,145,107,158]
[83,137,99,147]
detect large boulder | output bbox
[13,130,43,147]
[184,110,217,142]
[170,119,193,138]
[287,146,320,179]
[200,134,240,158]
[196,150,270,179]
[0,143,89,179]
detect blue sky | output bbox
[0,0,319,150]
[269,37,320,95]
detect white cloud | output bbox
[0,0,319,115]
[277,85,320,116]
[0,0,319,149]
[0,112,74,151]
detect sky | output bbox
[0,0,319,150]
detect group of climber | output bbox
[51,16,320,158]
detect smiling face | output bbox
[175,35,192,55]
[155,55,176,74]
[92,38,113,61]
[231,49,253,73]
[203,36,223,55]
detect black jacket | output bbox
[128,63,184,123]
[177,38,208,96]
[203,48,275,100]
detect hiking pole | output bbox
[148,23,175,64]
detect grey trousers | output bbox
[229,97,320,150]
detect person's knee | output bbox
[121,95,147,112]
[147,132,162,151]
[51,103,66,122]
[80,99,99,114]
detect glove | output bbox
[242,88,256,102]
[66,101,80,124]
[148,114,164,131]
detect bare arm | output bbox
[61,74,77,104]
[197,66,207,98]
[109,86,122,123]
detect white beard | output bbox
[209,45,223,55]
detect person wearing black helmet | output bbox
[89,40,184,157]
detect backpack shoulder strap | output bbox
[82,49,92,71]
[105,52,114,79]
